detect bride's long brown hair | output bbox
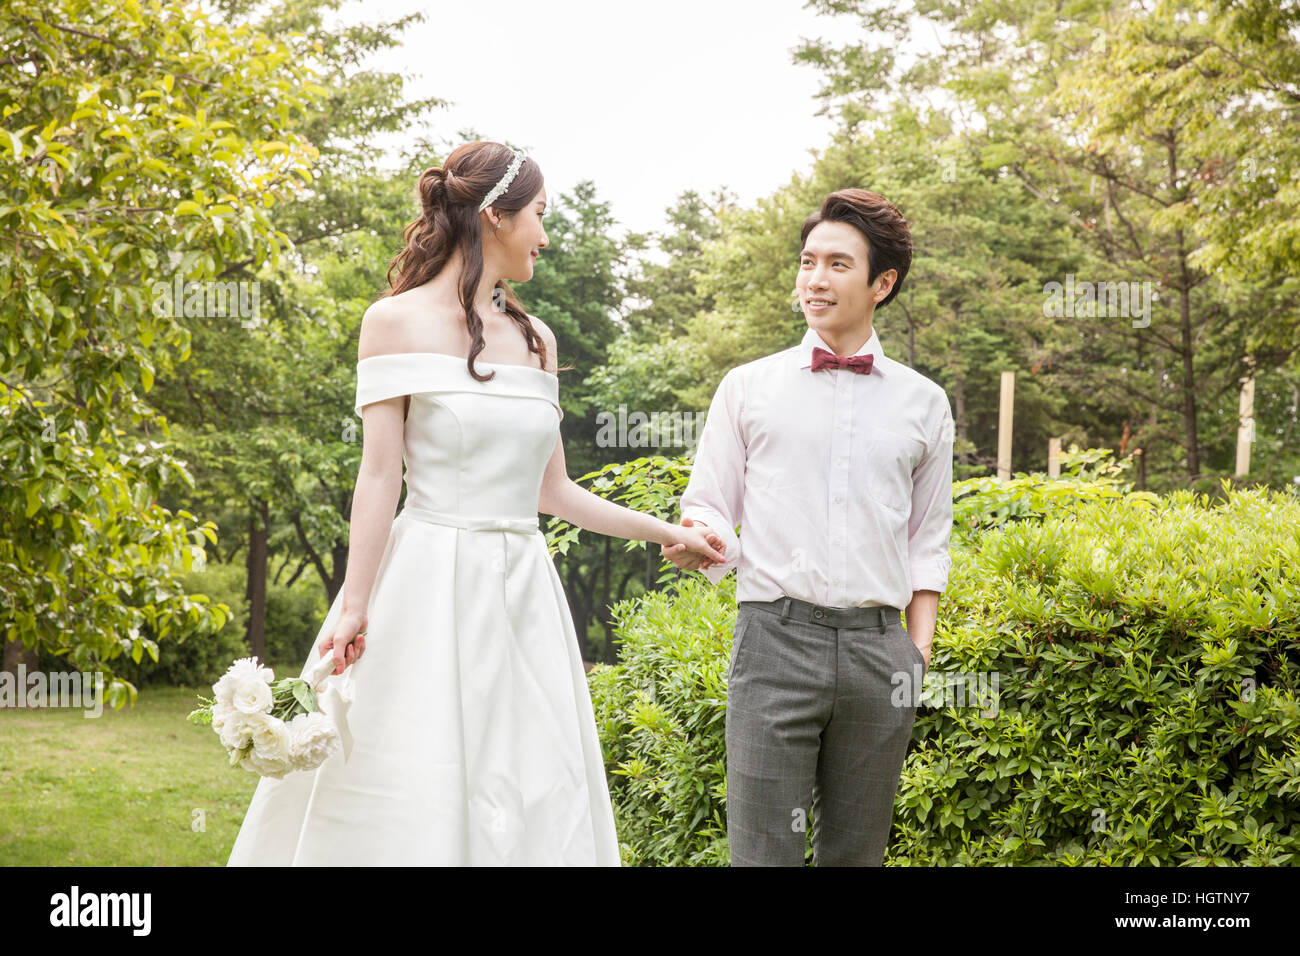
[382,141,548,382]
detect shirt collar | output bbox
[798,326,886,376]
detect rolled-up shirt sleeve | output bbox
[907,394,954,594]
[680,368,745,585]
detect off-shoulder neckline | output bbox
[357,350,555,378]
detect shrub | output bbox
[897,483,1300,864]
[589,574,737,866]
[951,445,1150,546]
[103,560,247,689]
[72,560,326,689]
[262,576,328,672]
[590,482,1300,865]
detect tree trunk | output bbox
[246,501,269,663]
[907,301,916,367]
[952,366,970,466]
[1176,271,1200,481]
[562,556,599,660]
[644,542,656,593]
[600,535,613,663]
[324,541,348,605]
[2,638,38,678]
[1168,135,1200,481]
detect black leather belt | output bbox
[740,596,901,628]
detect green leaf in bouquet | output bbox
[292,680,316,712]
[186,694,216,724]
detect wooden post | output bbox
[998,371,1015,481]
[1048,437,1061,478]
[1236,369,1255,477]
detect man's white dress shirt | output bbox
[680,325,954,610]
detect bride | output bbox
[225,141,726,866]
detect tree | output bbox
[0,0,322,703]
[793,0,1300,487]
[144,2,446,664]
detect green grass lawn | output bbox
[0,683,269,866]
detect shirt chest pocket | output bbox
[860,425,926,515]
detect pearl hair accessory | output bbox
[477,148,527,214]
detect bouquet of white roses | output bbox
[187,654,353,779]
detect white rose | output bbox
[211,702,252,751]
[230,674,274,716]
[287,711,340,771]
[212,672,236,706]
[240,748,292,779]
[244,711,292,762]
[213,657,274,706]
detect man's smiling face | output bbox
[797,220,897,338]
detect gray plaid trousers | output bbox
[724,596,927,866]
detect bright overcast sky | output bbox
[336,0,866,240]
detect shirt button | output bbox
[834,495,843,503]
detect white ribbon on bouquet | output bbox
[304,651,356,762]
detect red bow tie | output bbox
[811,347,874,375]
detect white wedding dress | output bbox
[226,351,621,866]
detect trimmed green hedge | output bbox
[590,482,1300,865]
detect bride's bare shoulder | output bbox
[526,313,559,375]
[357,290,451,361]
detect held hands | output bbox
[317,609,367,676]
[661,516,726,572]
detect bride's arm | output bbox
[531,318,723,561]
[539,431,724,564]
[340,398,405,617]
[538,429,688,549]
[339,308,408,619]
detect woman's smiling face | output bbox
[485,187,549,285]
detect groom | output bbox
[664,188,954,866]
